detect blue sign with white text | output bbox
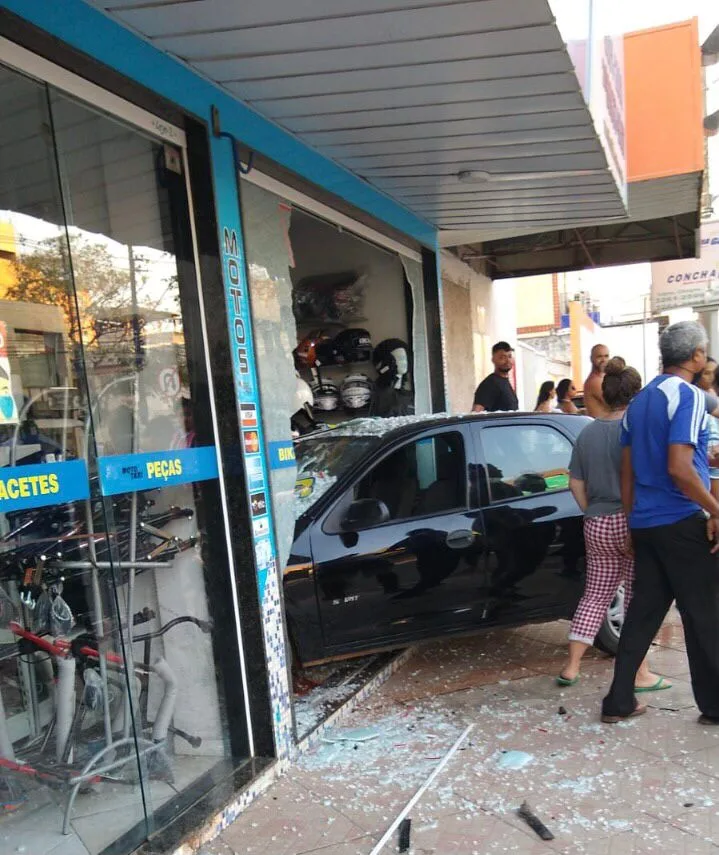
[268,441,296,470]
[0,459,89,512]
[98,446,219,496]
[217,193,280,602]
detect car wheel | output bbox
[594,585,624,655]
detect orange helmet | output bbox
[294,329,332,368]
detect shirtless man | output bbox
[583,344,610,418]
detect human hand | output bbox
[623,532,634,557]
[707,518,719,554]
[709,449,719,469]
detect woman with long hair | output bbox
[556,378,579,414]
[558,358,668,690]
[534,380,556,413]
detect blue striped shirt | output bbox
[621,374,709,528]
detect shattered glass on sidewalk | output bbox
[207,609,719,855]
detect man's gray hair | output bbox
[659,320,708,368]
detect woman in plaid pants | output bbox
[557,359,669,691]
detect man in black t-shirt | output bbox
[472,341,519,412]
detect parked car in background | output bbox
[285,412,622,666]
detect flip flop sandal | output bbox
[601,704,647,724]
[634,676,673,693]
[556,674,579,687]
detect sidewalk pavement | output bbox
[206,609,719,855]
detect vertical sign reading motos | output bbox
[221,225,277,600]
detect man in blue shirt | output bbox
[602,320,719,724]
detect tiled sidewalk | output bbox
[206,610,719,855]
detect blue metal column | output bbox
[209,131,294,759]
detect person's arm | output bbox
[668,386,719,550]
[667,444,719,519]
[620,446,634,517]
[569,477,588,512]
[472,378,493,413]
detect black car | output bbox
[286,412,623,666]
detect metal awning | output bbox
[85,0,627,237]
[452,173,702,278]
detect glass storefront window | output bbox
[0,60,249,855]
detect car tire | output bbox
[593,585,624,656]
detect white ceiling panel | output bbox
[296,110,590,147]
[340,139,601,170]
[220,52,574,100]
[108,0,510,31]
[321,127,596,159]
[144,2,553,59]
[85,0,640,239]
[188,27,564,80]
[357,153,607,178]
[281,93,583,134]
[249,73,579,119]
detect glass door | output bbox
[0,57,248,855]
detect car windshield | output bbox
[294,432,379,518]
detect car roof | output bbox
[304,411,590,444]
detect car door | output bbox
[475,420,585,623]
[310,424,488,650]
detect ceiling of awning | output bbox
[452,173,702,278]
[85,0,627,236]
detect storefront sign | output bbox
[219,218,277,599]
[0,322,19,426]
[97,446,219,496]
[587,1,627,207]
[268,440,296,470]
[0,459,89,512]
[651,221,719,313]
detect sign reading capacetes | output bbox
[0,460,89,512]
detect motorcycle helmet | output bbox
[291,375,317,436]
[341,374,373,410]
[294,329,332,369]
[331,328,372,364]
[373,338,410,380]
[311,380,340,412]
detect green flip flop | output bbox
[634,676,673,693]
[556,674,579,687]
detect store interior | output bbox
[289,208,417,428]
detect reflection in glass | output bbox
[0,63,238,855]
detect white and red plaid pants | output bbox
[568,512,633,645]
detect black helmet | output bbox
[331,328,372,364]
[373,338,410,378]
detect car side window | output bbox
[355,431,466,522]
[481,425,572,503]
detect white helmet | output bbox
[311,380,340,412]
[291,374,317,437]
[341,374,373,410]
[294,375,313,416]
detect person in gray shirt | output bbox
[557,358,669,691]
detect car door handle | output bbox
[446,529,475,550]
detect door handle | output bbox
[446,529,475,550]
